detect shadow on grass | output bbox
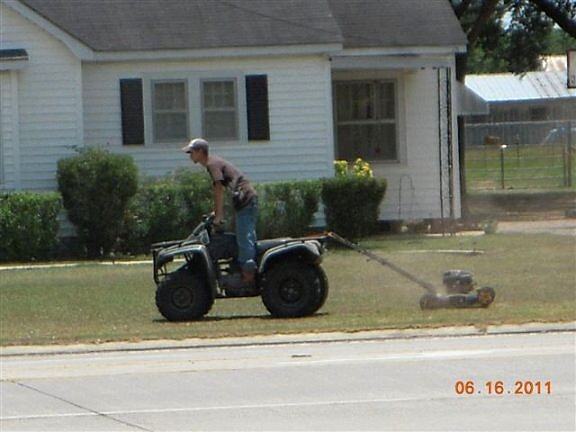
[152,312,330,324]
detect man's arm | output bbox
[213,182,225,224]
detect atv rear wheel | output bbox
[155,272,213,321]
[477,286,496,308]
[261,263,326,318]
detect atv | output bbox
[151,214,329,321]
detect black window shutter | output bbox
[245,75,270,141]
[120,79,144,145]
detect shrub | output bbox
[121,180,187,254]
[172,168,214,229]
[256,180,321,239]
[322,159,386,239]
[121,175,322,253]
[57,148,138,257]
[120,170,213,254]
[0,192,62,261]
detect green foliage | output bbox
[321,176,387,240]
[121,175,321,252]
[507,2,554,73]
[452,0,575,74]
[120,170,212,254]
[0,192,62,261]
[544,28,576,54]
[172,168,214,229]
[256,180,322,239]
[57,148,138,257]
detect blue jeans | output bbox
[235,198,258,273]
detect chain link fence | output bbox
[464,120,575,190]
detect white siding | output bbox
[2,0,460,222]
[0,71,16,189]
[0,2,83,191]
[333,64,461,220]
[83,57,335,182]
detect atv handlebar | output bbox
[151,213,217,250]
[189,213,217,238]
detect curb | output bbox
[1,322,574,358]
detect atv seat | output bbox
[256,238,291,254]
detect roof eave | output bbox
[88,43,343,62]
[338,45,467,56]
[8,0,94,59]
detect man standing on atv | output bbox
[182,138,258,290]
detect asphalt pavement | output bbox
[1,329,574,431]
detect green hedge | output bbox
[120,170,212,254]
[121,172,385,253]
[322,176,387,240]
[0,192,62,261]
[57,148,138,257]
[120,176,322,253]
[256,180,321,239]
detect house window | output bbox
[335,81,397,161]
[152,80,189,143]
[202,79,238,140]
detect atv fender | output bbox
[258,241,323,273]
[154,244,217,297]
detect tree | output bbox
[449,0,575,216]
[451,0,576,75]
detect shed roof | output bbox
[466,71,576,102]
[18,0,466,52]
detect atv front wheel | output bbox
[155,272,213,321]
[261,263,325,318]
[311,265,329,313]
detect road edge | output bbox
[1,321,574,357]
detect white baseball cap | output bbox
[182,138,209,153]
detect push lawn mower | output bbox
[326,232,496,310]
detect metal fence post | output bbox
[500,145,507,189]
[568,120,573,187]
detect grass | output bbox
[466,145,576,190]
[1,233,574,346]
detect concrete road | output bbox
[1,332,574,431]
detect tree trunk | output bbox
[530,0,576,37]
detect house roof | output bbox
[327,0,467,49]
[18,0,466,52]
[466,71,576,102]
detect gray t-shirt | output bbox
[205,155,256,209]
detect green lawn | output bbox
[466,145,575,190]
[1,233,574,346]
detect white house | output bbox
[0,0,467,221]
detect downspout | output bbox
[437,69,445,225]
[446,67,455,219]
